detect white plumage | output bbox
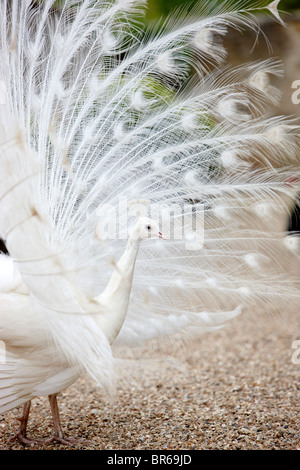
[0,0,299,444]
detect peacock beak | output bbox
[158,232,166,240]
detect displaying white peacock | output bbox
[0,0,299,445]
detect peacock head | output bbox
[130,217,165,242]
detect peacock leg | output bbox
[44,393,86,445]
[10,400,41,445]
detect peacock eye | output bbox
[146,225,151,230]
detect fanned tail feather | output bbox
[0,0,299,403]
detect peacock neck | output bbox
[116,237,141,277]
[93,236,141,344]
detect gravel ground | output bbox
[1,310,299,450]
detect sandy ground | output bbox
[0,309,299,450]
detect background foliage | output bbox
[146,0,299,19]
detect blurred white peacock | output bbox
[0,0,299,445]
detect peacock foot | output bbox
[10,431,45,446]
[10,430,88,447]
[43,435,88,446]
